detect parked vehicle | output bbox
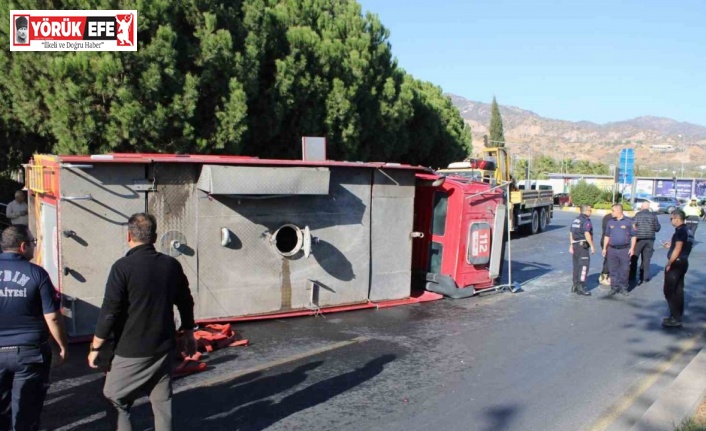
[553,193,571,206]
[649,196,681,213]
[633,197,659,213]
[679,198,706,210]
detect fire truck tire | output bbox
[538,208,548,232]
[530,209,540,235]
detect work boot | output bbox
[575,285,591,296]
[662,317,682,328]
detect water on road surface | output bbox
[44,211,706,431]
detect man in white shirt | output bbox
[6,191,28,226]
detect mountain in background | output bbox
[449,94,706,173]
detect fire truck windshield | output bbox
[438,170,481,181]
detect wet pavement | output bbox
[42,211,706,431]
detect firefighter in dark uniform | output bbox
[660,210,693,327]
[602,204,637,296]
[569,205,595,296]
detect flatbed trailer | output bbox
[438,147,553,235]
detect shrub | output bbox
[593,201,632,211]
[570,180,603,207]
[593,202,613,210]
[598,190,622,204]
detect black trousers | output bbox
[664,258,689,320]
[629,239,655,281]
[600,243,609,275]
[686,216,699,236]
[572,244,590,288]
[0,343,52,431]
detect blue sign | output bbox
[655,179,693,199]
[618,148,635,185]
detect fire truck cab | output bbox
[413,173,506,297]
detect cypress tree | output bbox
[488,96,505,147]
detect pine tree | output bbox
[488,96,505,147]
[0,0,471,170]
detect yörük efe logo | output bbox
[10,10,138,52]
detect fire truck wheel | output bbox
[538,208,548,232]
[530,209,540,235]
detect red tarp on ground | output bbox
[174,323,249,377]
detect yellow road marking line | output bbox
[586,323,706,431]
[176,336,370,393]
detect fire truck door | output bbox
[427,191,449,274]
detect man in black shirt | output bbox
[661,210,693,328]
[87,213,196,430]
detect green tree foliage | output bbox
[511,154,609,180]
[593,201,632,211]
[570,180,603,207]
[488,96,505,147]
[0,0,471,170]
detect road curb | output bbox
[558,207,636,217]
[629,347,706,431]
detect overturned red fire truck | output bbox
[24,153,506,337]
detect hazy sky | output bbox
[357,0,705,126]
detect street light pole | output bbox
[673,170,678,200]
[527,146,532,189]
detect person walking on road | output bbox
[629,201,661,285]
[603,204,636,296]
[598,211,614,287]
[569,205,595,296]
[683,198,703,237]
[661,210,693,328]
[87,213,197,431]
[0,225,69,431]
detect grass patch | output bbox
[675,418,706,431]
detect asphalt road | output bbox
[43,211,706,431]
